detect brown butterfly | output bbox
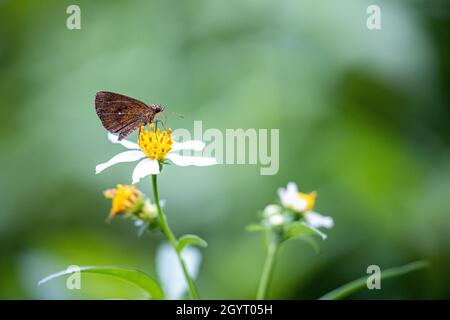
[95,91,164,140]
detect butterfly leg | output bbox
[155,119,166,131]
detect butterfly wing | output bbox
[95,91,151,140]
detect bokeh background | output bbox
[0,0,449,299]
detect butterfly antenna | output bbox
[171,111,184,119]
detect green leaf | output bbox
[246,223,266,232]
[38,266,164,300]
[293,235,321,254]
[177,234,208,252]
[285,222,326,241]
[319,260,429,300]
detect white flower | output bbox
[268,214,286,226]
[263,204,288,227]
[263,204,282,217]
[278,182,334,229]
[278,182,312,212]
[304,211,334,229]
[95,125,217,184]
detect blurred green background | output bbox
[0,0,449,299]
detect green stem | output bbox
[319,260,429,300]
[151,174,200,300]
[256,234,280,300]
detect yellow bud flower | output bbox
[103,184,140,218]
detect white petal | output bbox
[132,158,160,184]
[172,140,205,152]
[277,188,288,207]
[278,182,297,207]
[268,214,285,226]
[134,220,144,226]
[291,197,308,212]
[95,150,145,174]
[108,133,140,150]
[305,211,334,229]
[165,153,217,167]
[263,204,282,217]
[278,182,308,212]
[156,243,201,299]
[287,182,298,193]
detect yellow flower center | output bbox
[298,191,317,211]
[104,184,139,217]
[138,124,173,161]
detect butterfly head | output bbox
[150,104,164,114]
